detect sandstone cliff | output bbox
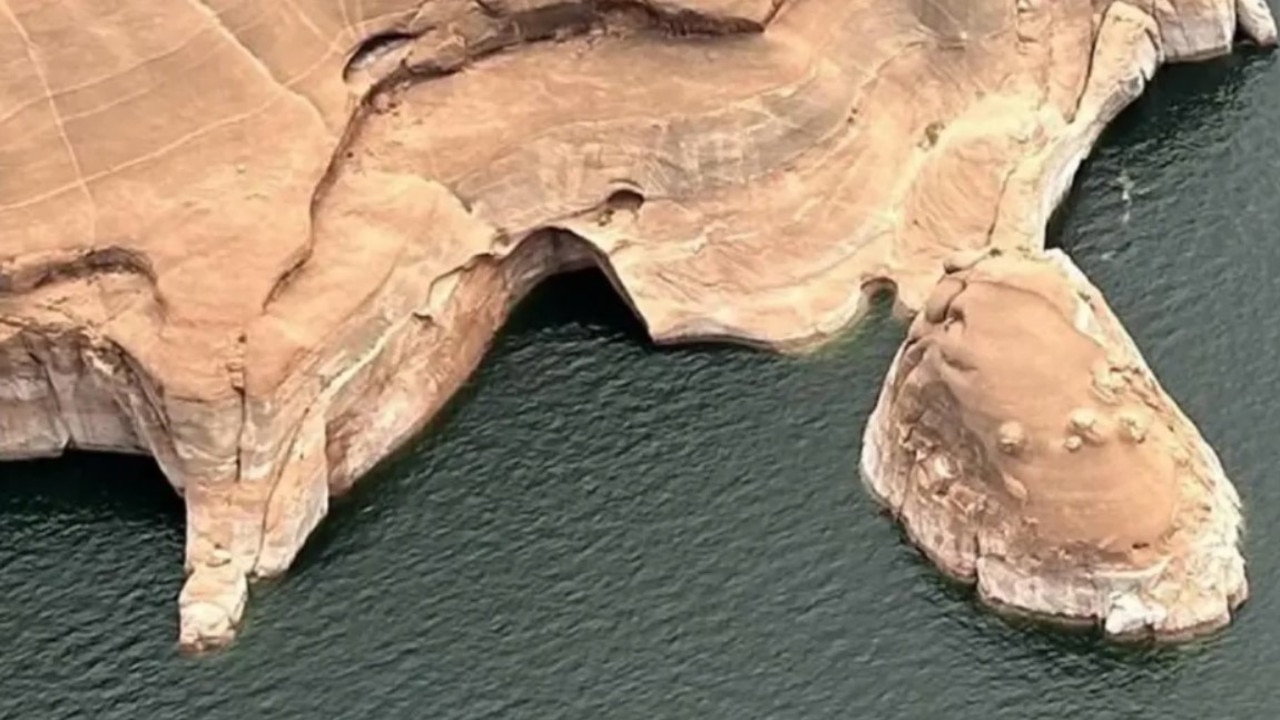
[0,0,1273,650]
[861,249,1246,637]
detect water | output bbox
[4,47,1280,720]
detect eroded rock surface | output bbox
[0,0,1272,649]
[861,249,1247,638]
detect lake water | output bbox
[3,44,1280,720]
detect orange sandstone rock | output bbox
[862,249,1247,638]
[0,0,1272,649]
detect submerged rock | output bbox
[861,249,1247,638]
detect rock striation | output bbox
[861,249,1246,638]
[0,0,1273,650]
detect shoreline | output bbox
[0,0,1274,650]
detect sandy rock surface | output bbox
[861,249,1247,638]
[0,0,1272,649]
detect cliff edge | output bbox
[0,0,1273,650]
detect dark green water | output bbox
[4,49,1280,720]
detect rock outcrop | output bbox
[861,249,1246,638]
[0,0,1272,649]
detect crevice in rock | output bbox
[605,188,645,211]
[231,333,248,495]
[595,0,766,35]
[0,246,158,298]
[983,163,1021,248]
[343,30,419,80]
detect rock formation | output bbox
[861,249,1246,637]
[0,0,1272,650]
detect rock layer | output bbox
[861,249,1247,638]
[0,0,1273,649]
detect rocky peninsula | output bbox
[0,0,1273,650]
[862,249,1247,637]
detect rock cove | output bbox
[0,0,1273,649]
